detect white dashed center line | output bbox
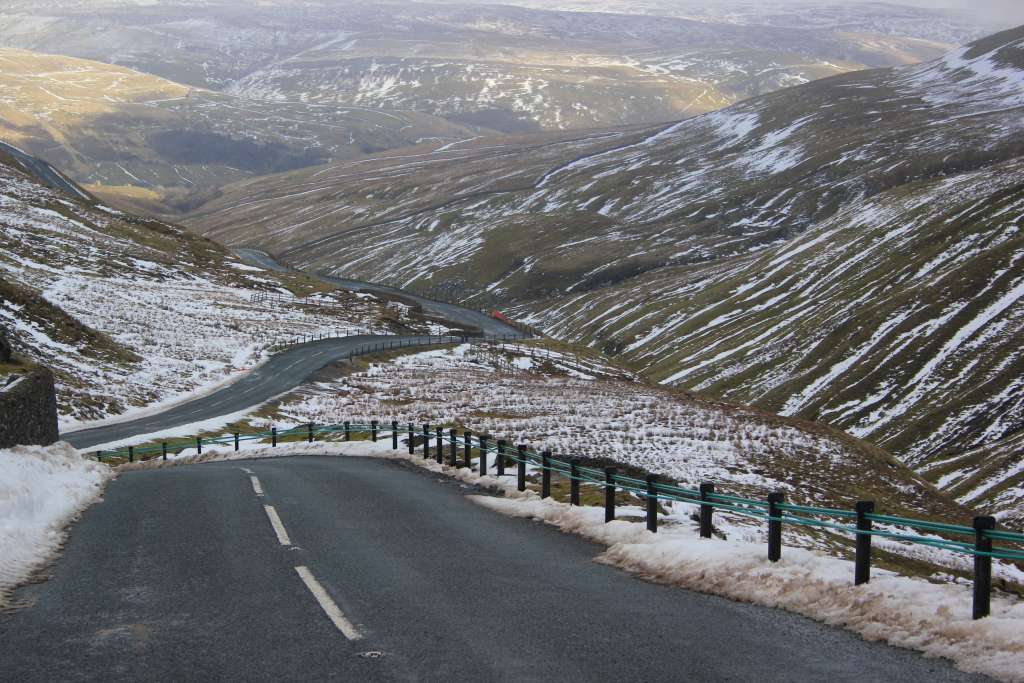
[247,473,360,641]
[263,505,292,546]
[295,566,363,641]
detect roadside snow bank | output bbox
[471,495,1024,682]
[0,443,111,606]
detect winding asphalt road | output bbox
[62,335,460,450]
[0,455,986,681]
[0,141,93,201]
[64,252,526,450]
[235,248,523,337]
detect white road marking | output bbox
[250,476,264,496]
[238,467,254,474]
[264,505,292,546]
[295,566,363,641]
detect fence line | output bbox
[94,422,1023,621]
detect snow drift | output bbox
[0,442,111,607]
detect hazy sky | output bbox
[852,0,1024,23]
[536,0,1024,27]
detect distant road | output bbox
[0,141,93,201]
[65,250,528,449]
[62,335,459,450]
[234,248,524,337]
[0,455,984,682]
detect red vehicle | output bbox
[490,309,509,322]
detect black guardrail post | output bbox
[479,435,489,476]
[497,440,507,476]
[371,420,379,442]
[196,437,202,455]
[95,451,102,463]
[272,427,278,447]
[570,459,581,506]
[392,421,399,450]
[541,451,552,499]
[422,424,431,459]
[646,474,659,532]
[408,423,415,455]
[699,482,714,539]
[973,516,996,620]
[767,491,784,562]
[308,422,315,443]
[517,445,527,492]
[128,446,134,463]
[855,501,875,585]
[162,442,168,461]
[604,467,617,522]
[464,430,473,469]
[344,421,351,441]
[435,426,443,464]
[234,433,240,452]
[449,428,458,466]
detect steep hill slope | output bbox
[0,48,479,213]
[0,0,953,132]
[0,144,410,427]
[191,27,1024,522]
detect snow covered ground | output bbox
[0,160,400,426]
[0,443,111,608]
[272,345,945,513]
[126,438,1024,682]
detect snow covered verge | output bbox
[272,344,969,524]
[0,443,112,608]
[124,440,1024,681]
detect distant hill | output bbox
[0,48,482,213]
[188,26,1024,525]
[0,0,954,132]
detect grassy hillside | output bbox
[0,48,481,212]
[188,27,1024,524]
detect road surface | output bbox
[0,455,985,682]
[62,335,461,450]
[234,248,525,338]
[0,141,93,201]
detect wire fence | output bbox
[93,421,1023,621]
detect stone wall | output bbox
[0,369,59,448]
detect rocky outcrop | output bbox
[0,368,59,448]
[0,329,11,363]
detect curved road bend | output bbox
[63,335,449,450]
[234,248,525,338]
[0,456,985,682]
[0,141,93,201]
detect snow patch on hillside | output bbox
[901,39,1024,113]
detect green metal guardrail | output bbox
[93,421,1023,621]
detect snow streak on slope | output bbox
[524,159,1024,514]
